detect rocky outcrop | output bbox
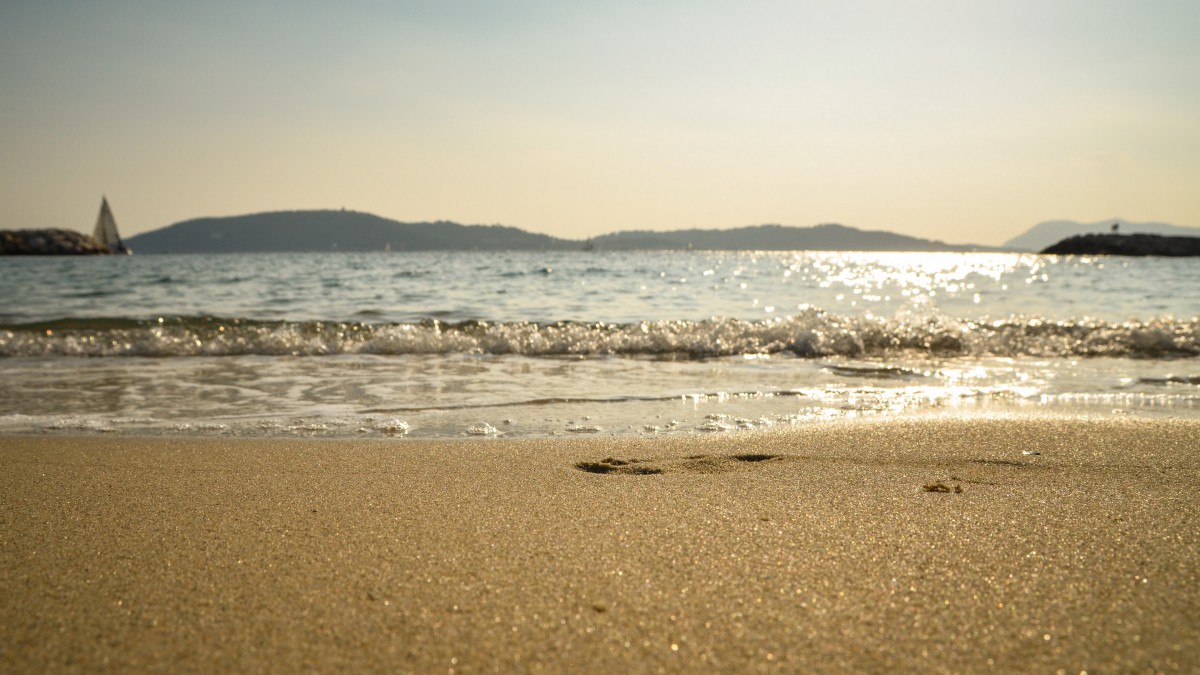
[1041,234,1200,257]
[0,229,112,255]
[1006,219,1199,251]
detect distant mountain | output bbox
[594,223,1003,252]
[1004,219,1200,252]
[125,210,576,253]
[125,210,1002,254]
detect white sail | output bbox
[92,197,130,253]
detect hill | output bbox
[1004,219,1200,251]
[595,223,1002,252]
[124,210,576,253]
[125,211,1001,254]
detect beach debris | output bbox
[466,422,499,436]
[566,424,603,433]
[923,481,963,494]
[1022,450,1041,455]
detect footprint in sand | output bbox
[574,457,663,475]
[574,453,783,475]
[922,480,964,494]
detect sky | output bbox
[2,1,1198,246]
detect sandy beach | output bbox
[2,418,1197,673]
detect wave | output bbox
[1136,375,1200,386]
[1,311,1197,359]
[824,364,929,379]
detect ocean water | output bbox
[1,250,1197,438]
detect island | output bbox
[120,210,1004,254]
[1041,233,1200,256]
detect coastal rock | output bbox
[1005,218,1200,251]
[0,229,112,255]
[1041,233,1200,257]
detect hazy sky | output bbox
[2,1,1198,245]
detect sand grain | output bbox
[2,418,1197,672]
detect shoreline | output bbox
[3,418,1197,672]
[5,403,1200,441]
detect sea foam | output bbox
[2,312,1196,359]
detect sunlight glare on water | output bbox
[0,251,1196,438]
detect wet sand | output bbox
[2,418,1198,673]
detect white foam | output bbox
[373,418,411,434]
[466,422,499,436]
[45,418,116,433]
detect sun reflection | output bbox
[758,251,1068,319]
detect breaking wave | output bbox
[1,311,1197,359]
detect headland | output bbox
[0,229,112,255]
[1042,233,1200,256]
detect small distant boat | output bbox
[93,197,132,255]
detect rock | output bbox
[0,229,112,255]
[1041,233,1200,257]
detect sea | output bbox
[2,250,1197,438]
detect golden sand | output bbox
[2,418,1198,673]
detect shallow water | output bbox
[4,250,1198,325]
[2,251,1197,437]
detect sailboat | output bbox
[93,197,132,255]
